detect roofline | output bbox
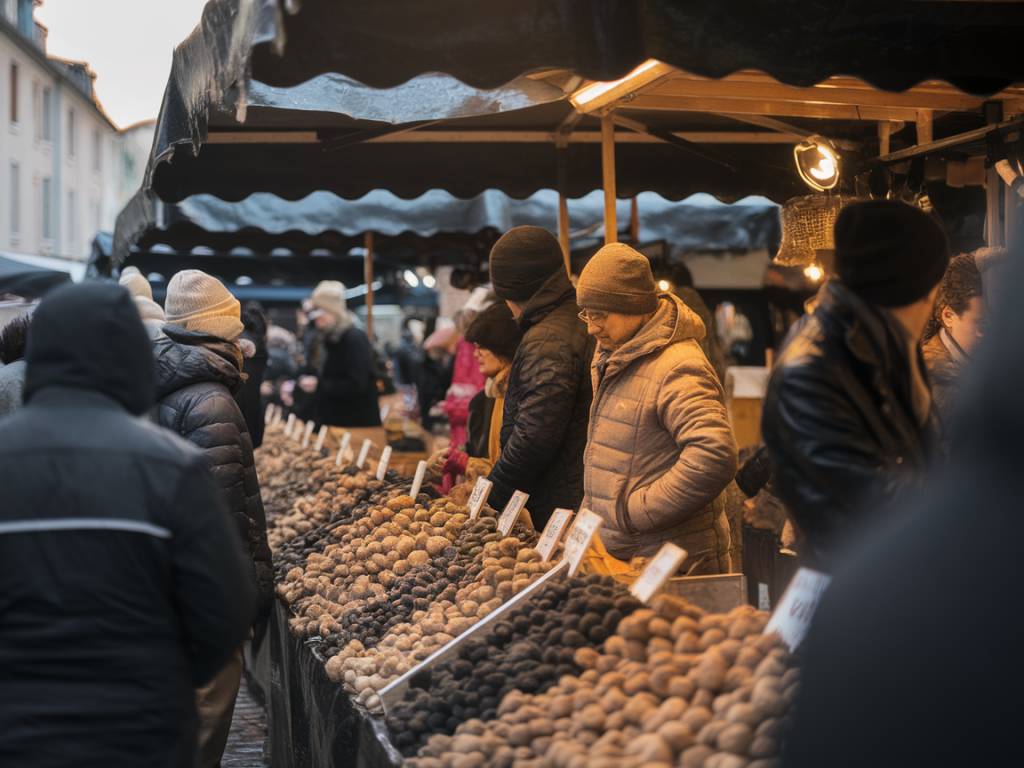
[0,13,119,132]
[120,117,158,133]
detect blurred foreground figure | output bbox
[782,238,1024,766]
[0,283,256,768]
[762,200,948,566]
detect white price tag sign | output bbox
[272,406,282,425]
[409,460,428,499]
[264,404,274,425]
[467,477,493,520]
[355,439,373,469]
[630,543,689,604]
[375,446,393,480]
[285,413,296,436]
[334,432,352,467]
[380,404,391,422]
[536,508,574,562]
[497,491,530,536]
[765,567,832,651]
[562,508,602,577]
[314,425,329,453]
[292,420,305,442]
[301,421,316,448]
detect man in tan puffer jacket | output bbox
[579,243,738,574]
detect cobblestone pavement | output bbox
[222,677,269,767]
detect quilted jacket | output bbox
[153,325,273,609]
[582,294,737,570]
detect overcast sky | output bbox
[35,0,209,129]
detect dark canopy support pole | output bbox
[985,102,1005,247]
[364,231,375,341]
[556,144,571,274]
[601,113,618,245]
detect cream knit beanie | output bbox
[119,266,153,301]
[164,270,243,341]
[310,280,348,321]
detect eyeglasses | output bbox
[578,309,609,325]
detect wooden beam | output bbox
[624,94,921,122]
[715,113,812,139]
[570,60,677,114]
[364,232,375,340]
[985,102,1005,247]
[647,73,1002,112]
[601,114,617,245]
[630,197,639,243]
[876,116,1024,164]
[368,130,797,145]
[206,131,319,144]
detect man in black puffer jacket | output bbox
[486,226,595,529]
[154,270,273,768]
[762,201,948,568]
[0,282,255,768]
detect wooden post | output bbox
[915,110,933,145]
[984,102,1005,247]
[556,145,571,274]
[877,121,892,156]
[364,231,375,340]
[630,197,639,243]
[601,113,618,244]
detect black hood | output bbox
[153,324,242,399]
[24,281,154,414]
[519,269,576,330]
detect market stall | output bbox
[249,416,798,768]
[112,3,1024,764]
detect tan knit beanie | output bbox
[119,266,153,301]
[577,243,659,315]
[310,280,348,320]
[164,269,243,341]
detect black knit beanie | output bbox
[834,199,950,307]
[489,226,565,302]
[464,302,522,361]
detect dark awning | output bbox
[215,0,1024,96]
[0,254,72,298]
[114,189,781,267]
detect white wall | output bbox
[0,25,128,263]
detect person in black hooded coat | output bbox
[486,226,595,529]
[0,282,256,768]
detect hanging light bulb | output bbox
[422,274,437,288]
[403,269,420,288]
[657,279,671,292]
[794,136,840,191]
[803,264,824,282]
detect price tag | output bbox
[497,491,530,536]
[302,421,316,447]
[562,508,602,577]
[293,420,305,442]
[375,446,393,480]
[264,404,274,425]
[285,413,296,436]
[380,404,391,422]
[467,477,493,520]
[630,543,689,604]
[355,439,373,469]
[272,406,283,425]
[334,432,352,467]
[314,425,329,453]
[765,567,832,651]
[536,508,574,562]
[409,460,428,499]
